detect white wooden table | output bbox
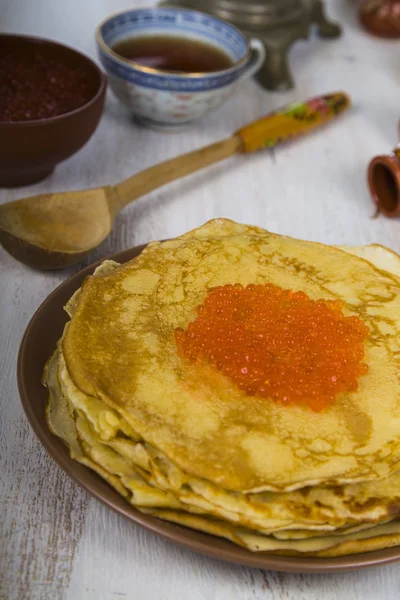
[2,1,400,598]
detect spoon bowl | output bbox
[0,187,116,269]
[0,229,90,270]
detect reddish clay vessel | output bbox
[368,146,400,217]
[359,0,400,38]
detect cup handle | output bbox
[238,39,266,81]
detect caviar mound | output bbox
[175,283,369,411]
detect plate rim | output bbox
[17,244,400,573]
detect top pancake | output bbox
[62,219,400,492]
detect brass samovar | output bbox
[159,0,341,91]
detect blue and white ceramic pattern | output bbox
[96,8,265,130]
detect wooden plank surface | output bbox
[1,0,400,597]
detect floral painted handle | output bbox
[235,92,351,153]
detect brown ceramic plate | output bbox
[18,245,400,573]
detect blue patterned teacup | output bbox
[96,7,265,130]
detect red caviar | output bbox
[0,51,97,122]
[175,284,369,411]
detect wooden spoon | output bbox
[0,92,350,270]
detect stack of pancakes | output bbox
[44,219,400,556]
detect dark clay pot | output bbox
[0,35,107,187]
[359,0,400,38]
[368,147,400,217]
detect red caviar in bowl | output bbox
[175,284,369,411]
[0,51,97,122]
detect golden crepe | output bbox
[43,219,400,557]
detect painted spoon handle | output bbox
[235,92,351,153]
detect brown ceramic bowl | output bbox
[17,244,400,573]
[0,34,107,187]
